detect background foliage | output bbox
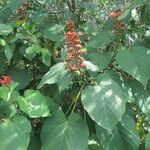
[0,0,150,150]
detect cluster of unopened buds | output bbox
[110,9,126,35]
[0,76,12,86]
[65,20,86,72]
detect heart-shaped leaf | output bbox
[41,110,89,150]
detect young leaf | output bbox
[17,90,50,118]
[0,83,19,103]
[41,48,51,67]
[5,45,13,60]
[25,44,42,60]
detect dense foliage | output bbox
[0,0,150,150]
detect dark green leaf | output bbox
[7,0,22,11]
[0,24,13,35]
[0,115,31,150]
[145,134,150,150]
[87,51,113,71]
[116,46,150,86]
[6,68,31,90]
[96,114,141,150]
[81,75,126,131]
[58,71,73,92]
[0,52,6,73]
[87,31,115,48]
[37,62,66,89]
[41,110,89,150]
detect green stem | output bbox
[71,85,84,114]
[65,101,74,115]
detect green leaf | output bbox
[25,44,42,60]
[0,38,6,46]
[58,71,73,92]
[41,110,89,150]
[0,7,12,22]
[17,89,50,118]
[37,62,66,89]
[41,48,51,67]
[118,9,130,20]
[0,86,10,100]
[47,97,59,112]
[87,31,115,48]
[96,70,134,102]
[5,45,13,60]
[116,46,150,86]
[82,22,98,34]
[7,0,22,11]
[0,52,7,73]
[10,33,31,43]
[30,11,47,25]
[87,51,113,71]
[83,61,100,72]
[0,83,19,103]
[36,0,56,5]
[0,24,13,35]
[80,2,97,9]
[81,75,126,131]
[96,114,141,150]
[0,101,17,118]
[126,79,150,114]
[0,115,31,150]
[145,134,150,150]
[43,23,65,41]
[6,68,31,90]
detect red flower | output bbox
[110,9,126,34]
[66,20,75,31]
[110,9,124,18]
[0,76,12,86]
[65,20,86,72]
[110,12,119,18]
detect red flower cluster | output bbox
[110,9,126,34]
[65,20,86,72]
[16,2,31,20]
[0,76,12,86]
